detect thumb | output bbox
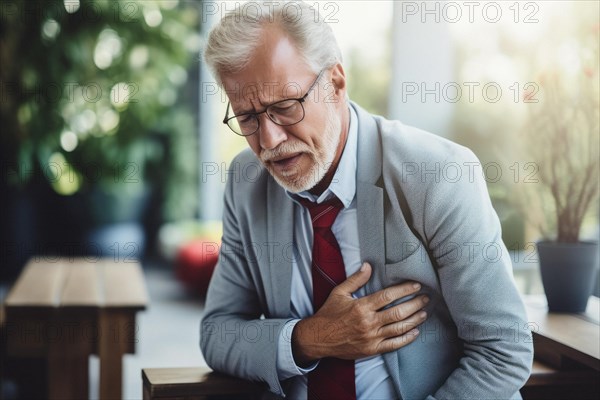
[337,262,372,294]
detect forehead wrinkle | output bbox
[232,96,267,116]
[232,87,299,115]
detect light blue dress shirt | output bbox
[275,106,398,399]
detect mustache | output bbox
[260,141,312,163]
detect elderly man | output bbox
[200,2,533,399]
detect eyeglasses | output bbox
[222,69,326,136]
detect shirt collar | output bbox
[286,105,358,208]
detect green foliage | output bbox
[0,0,199,220]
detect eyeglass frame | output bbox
[222,68,327,137]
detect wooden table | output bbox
[522,295,600,399]
[5,257,148,399]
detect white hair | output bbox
[203,1,343,86]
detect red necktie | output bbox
[300,197,356,400]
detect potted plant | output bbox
[514,32,599,312]
[1,0,199,266]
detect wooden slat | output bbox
[143,367,214,386]
[60,259,101,307]
[4,259,66,307]
[100,259,148,309]
[142,367,265,398]
[524,295,600,370]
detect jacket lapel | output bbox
[353,102,386,293]
[353,102,403,398]
[266,176,294,317]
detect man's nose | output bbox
[258,115,287,150]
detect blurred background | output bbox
[1,0,599,399]
[2,0,599,277]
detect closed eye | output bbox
[269,100,298,115]
[238,114,255,124]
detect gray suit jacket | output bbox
[200,102,533,399]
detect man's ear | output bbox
[330,63,347,98]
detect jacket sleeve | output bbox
[199,168,290,397]
[419,149,534,399]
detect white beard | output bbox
[260,102,342,193]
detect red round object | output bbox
[176,238,220,297]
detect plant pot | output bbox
[537,241,600,312]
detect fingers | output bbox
[377,309,427,339]
[378,294,429,325]
[367,280,423,311]
[335,262,372,295]
[313,264,428,360]
[377,328,421,354]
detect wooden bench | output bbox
[4,257,148,399]
[141,360,595,400]
[143,296,600,400]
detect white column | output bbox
[198,10,221,221]
[388,1,456,137]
